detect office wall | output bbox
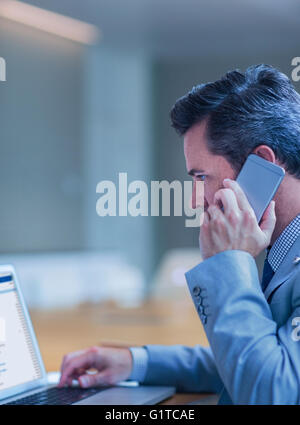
[0,18,84,252]
[0,20,157,281]
[82,47,156,280]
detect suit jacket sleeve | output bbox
[185,249,300,404]
[142,344,224,393]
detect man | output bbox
[58,64,300,404]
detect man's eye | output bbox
[196,175,206,181]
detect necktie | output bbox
[261,256,275,292]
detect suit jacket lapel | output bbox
[264,234,300,302]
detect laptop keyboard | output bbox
[5,386,107,405]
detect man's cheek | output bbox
[204,189,214,208]
[193,181,205,209]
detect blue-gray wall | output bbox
[0,19,156,281]
[82,46,156,279]
[0,18,84,252]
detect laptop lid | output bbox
[0,264,47,401]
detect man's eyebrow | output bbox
[188,169,205,176]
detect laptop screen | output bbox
[0,273,43,391]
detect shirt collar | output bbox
[268,214,300,272]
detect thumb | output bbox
[78,372,111,388]
[260,201,276,241]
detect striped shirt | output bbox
[268,214,300,272]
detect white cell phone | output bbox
[236,154,285,223]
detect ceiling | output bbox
[20,0,300,58]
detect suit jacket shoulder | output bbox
[185,239,300,405]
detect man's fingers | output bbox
[59,350,97,387]
[260,201,276,240]
[223,179,255,217]
[213,187,240,217]
[60,349,86,379]
[78,372,112,388]
[58,350,86,387]
[207,204,225,222]
[199,211,213,258]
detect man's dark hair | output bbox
[170,64,300,179]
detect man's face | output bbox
[184,120,237,211]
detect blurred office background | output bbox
[0,0,300,311]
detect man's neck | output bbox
[270,176,300,245]
[271,211,300,245]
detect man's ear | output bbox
[252,145,276,163]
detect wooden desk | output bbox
[30,298,216,404]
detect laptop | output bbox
[0,264,175,405]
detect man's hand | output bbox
[58,346,133,388]
[199,179,276,260]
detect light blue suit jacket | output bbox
[142,235,300,404]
